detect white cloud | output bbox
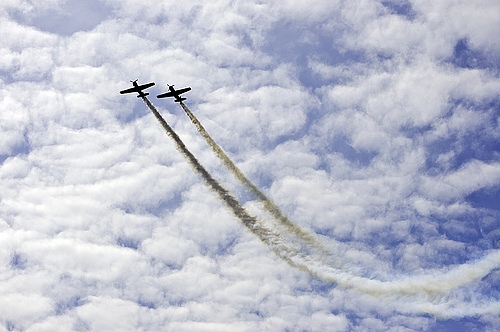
[413,0,500,54]
[76,296,140,331]
[416,160,500,202]
[0,20,57,51]
[0,293,52,330]
[1,0,500,330]
[0,94,29,155]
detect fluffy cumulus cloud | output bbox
[1,0,499,330]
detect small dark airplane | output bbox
[157,84,191,102]
[119,80,155,98]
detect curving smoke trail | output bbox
[178,102,331,258]
[143,97,270,237]
[140,97,500,317]
[171,100,500,316]
[142,96,328,271]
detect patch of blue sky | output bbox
[482,269,500,294]
[9,0,113,36]
[55,296,86,315]
[9,252,27,270]
[116,236,140,250]
[137,297,158,309]
[322,137,377,167]
[468,187,500,211]
[0,139,30,165]
[308,277,336,294]
[431,317,487,332]
[424,132,499,175]
[262,21,365,88]
[381,0,417,20]
[437,216,484,246]
[451,38,499,71]
[422,101,499,174]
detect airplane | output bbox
[119,80,155,98]
[157,84,191,102]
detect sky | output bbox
[1,0,500,331]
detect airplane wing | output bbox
[175,87,191,95]
[120,82,155,94]
[157,87,191,98]
[139,82,155,90]
[120,87,139,94]
[156,91,175,98]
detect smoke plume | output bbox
[178,102,330,256]
[141,97,500,316]
[142,97,326,270]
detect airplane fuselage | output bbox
[169,85,184,102]
[157,84,191,102]
[119,80,155,98]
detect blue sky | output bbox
[1,0,500,330]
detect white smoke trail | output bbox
[178,102,330,256]
[284,245,500,317]
[142,96,326,271]
[310,249,500,296]
[172,100,500,316]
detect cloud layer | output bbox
[1,0,499,330]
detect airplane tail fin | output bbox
[175,97,186,102]
[137,92,150,98]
